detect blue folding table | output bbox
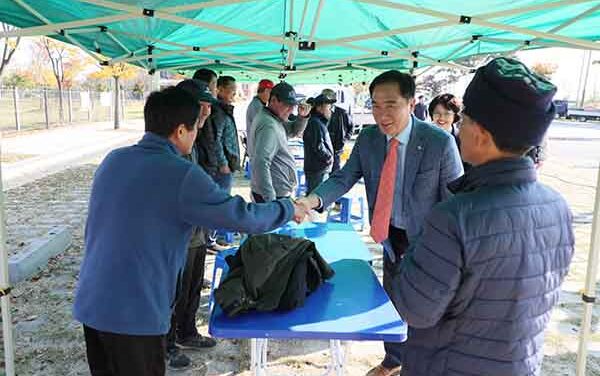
[280,222,372,264]
[209,223,407,375]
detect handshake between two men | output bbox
[291,194,322,224]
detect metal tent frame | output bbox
[1,1,600,375]
[2,0,600,76]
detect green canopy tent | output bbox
[1,1,600,375]
[2,0,600,80]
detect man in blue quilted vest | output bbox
[389,57,575,376]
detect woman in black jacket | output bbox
[429,93,470,171]
[429,93,461,142]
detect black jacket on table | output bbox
[303,112,334,174]
[215,234,335,317]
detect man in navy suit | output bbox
[298,70,463,376]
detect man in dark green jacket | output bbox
[205,75,241,250]
[322,88,354,173]
[165,79,216,370]
[303,94,336,193]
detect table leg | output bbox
[327,339,345,376]
[251,338,269,376]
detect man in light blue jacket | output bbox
[73,86,305,376]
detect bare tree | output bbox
[0,22,21,77]
[417,67,463,97]
[416,53,517,97]
[39,37,68,122]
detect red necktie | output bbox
[370,138,400,244]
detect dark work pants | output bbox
[167,245,208,350]
[83,325,166,376]
[305,171,329,195]
[382,226,410,369]
[331,150,343,204]
[331,149,343,174]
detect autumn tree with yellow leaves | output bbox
[531,62,558,79]
[89,62,139,82]
[89,62,141,128]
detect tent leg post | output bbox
[0,143,16,376]
[251,338,268,376]
[326,340,345,376]
[576,163,600,376]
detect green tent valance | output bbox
[1,0,599,81]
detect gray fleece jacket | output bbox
[250,107,308,201]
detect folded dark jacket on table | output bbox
[215,234,335,317]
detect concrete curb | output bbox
[8,226,72,285]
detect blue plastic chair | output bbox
[296,169,307,197]
[216,229,235,244]
[244,160,251,179]
[327,195,366,231]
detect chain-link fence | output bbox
[0,87,145,132]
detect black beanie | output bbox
[463,57,557,147]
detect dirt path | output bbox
[2,139,600,375]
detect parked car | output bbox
[350,108,374,137]
[567,107,600,122]
[553,100,568,118]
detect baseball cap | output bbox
[310,93,336,105]
[176,79,217,104]
[270,82,301,105]
[258,79,275,90]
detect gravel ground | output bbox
[1,140,600,375]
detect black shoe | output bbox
[177,334,217,350]
[166,347,191,370]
